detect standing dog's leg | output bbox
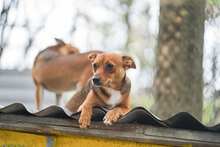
[56,93,62,106]
[36,84,43,110]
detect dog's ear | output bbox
[88,53,98,62]
[122,55,136,69]
[55,38,65,45]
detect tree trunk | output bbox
[152,0,205,121]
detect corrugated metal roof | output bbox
[0,103,219,133]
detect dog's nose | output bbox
[92,76,101,85]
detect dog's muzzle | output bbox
[92,76,101,86]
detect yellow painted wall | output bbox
[0,130,47,147]
[54,135,170,147]
[0,129,191,147]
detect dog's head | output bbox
[88,53,136,88]
[55,38,79,55]
[58,45,79,55]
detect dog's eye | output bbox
[69,51,74,54]
[106,64,113,70]
[93,64,97,70]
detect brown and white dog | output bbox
[32,38,102,110]
[66,53,136,129]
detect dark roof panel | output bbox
[0,103,219,133]
[34,105,72,119]
[0,103,33,116]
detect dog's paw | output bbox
[103,108,123,125]
[103,119,113,125]
[78,110,91,129]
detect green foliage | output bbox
[130,94,154,110]
[203,99,214,125]
[206,0,220,5]
[200,98,219,125]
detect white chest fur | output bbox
[107,88,121,106]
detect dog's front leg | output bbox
[78,90,98,129]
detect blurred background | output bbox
[0,0,219,126]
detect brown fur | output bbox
[65,53,136,129]
[32,38,102,110]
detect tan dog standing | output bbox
[66,53,136,129]
[32,38,102,110]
